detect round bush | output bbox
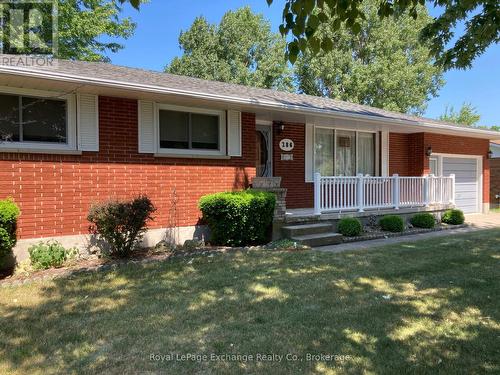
[0,198,20,265]
[379,215,405,232]
[337,217,362,237]
[441,209,465,225]
[199,190,276,246]
[410,213,435,229]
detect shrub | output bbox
[410,213,436,229]
[88,195,156,258]
[0,198,20,265]
[28,241,79,270]
[337,217,363,237]
[379,215,405,232]
[441,209,465,225]
[199,190,276,246]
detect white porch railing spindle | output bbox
[313,173,455,214]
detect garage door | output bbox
[442,157,479,213]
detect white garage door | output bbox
[442,157,479,213]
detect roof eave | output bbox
[1,65,499,140]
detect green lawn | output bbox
[1,230,500,374]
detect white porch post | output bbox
[357,173,365,212]
[450,173,456,206]
[392,173,400,209]
[314,172,322,215]
[423,174,429,207]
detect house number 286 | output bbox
[279,139,294,152]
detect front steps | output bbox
[282,223,342,247]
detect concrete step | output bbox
[291,232,343,247]
[282,223,333,237]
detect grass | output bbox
[1,230,500,374]
[490,207,500,213]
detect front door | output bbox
[256,125,272,177]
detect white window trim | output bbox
[0,86,77,153]
[311,125,378,179]
[155,103,227,157]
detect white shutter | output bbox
[138,100,155,153]
[77,94,99,151]
[227,110,242,157]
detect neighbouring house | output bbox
[490,141,500,208]
[1,55,499,258]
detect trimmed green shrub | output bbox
[0,198,20,265]
[28,241,79,270]
[337,217,363,237]
[410,213,436,229]
[441,209,465,225]
[88,195,156,258]
[199,190,276,246]
[379,215,405,232]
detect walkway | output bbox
[314,213,500,253]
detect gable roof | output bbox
[0,54,499,139]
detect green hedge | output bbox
[379,215,405,232]
[337,217,362,237]
[199,190,276,246]
[411,213,436,229]
[0,198,20,265]
[441,209,465,225]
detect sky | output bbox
[110,0,499,126]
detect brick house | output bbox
[0,56,499,256]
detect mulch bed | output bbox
[341,223,468,243]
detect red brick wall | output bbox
[389,133,410,176]
[272,122,313,208]
[424,133,490,204]
[389,132,490,204]
[490,158,500,207]
[0,97,256,239]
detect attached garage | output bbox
[441,156,481,213]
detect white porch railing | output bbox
[313,173,455,214]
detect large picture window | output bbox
[314,128,376,176]
[158,107,221,152]
[0,93,67,143]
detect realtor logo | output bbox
[0,0,57,58]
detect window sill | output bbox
[154,152,231,160]
[0,147,82,155]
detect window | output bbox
[315,128,334,176]
[314,128,377,176]
[429,157,439,176]
[336,130,356,176]
[0,93,67,143]
[357,132,375,175]
[158,106,223,154]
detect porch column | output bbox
[314,172,321,215]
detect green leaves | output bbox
[438,103,481,126]
[166,7,293,92]
[56,0,139,62]
[295,0,444,115]
[275,0,499,70]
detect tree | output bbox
[56,0,139,61]
[266,0,500,70]
[295,1,444,115]
[438,103,481,126]
[166,7,293,91]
